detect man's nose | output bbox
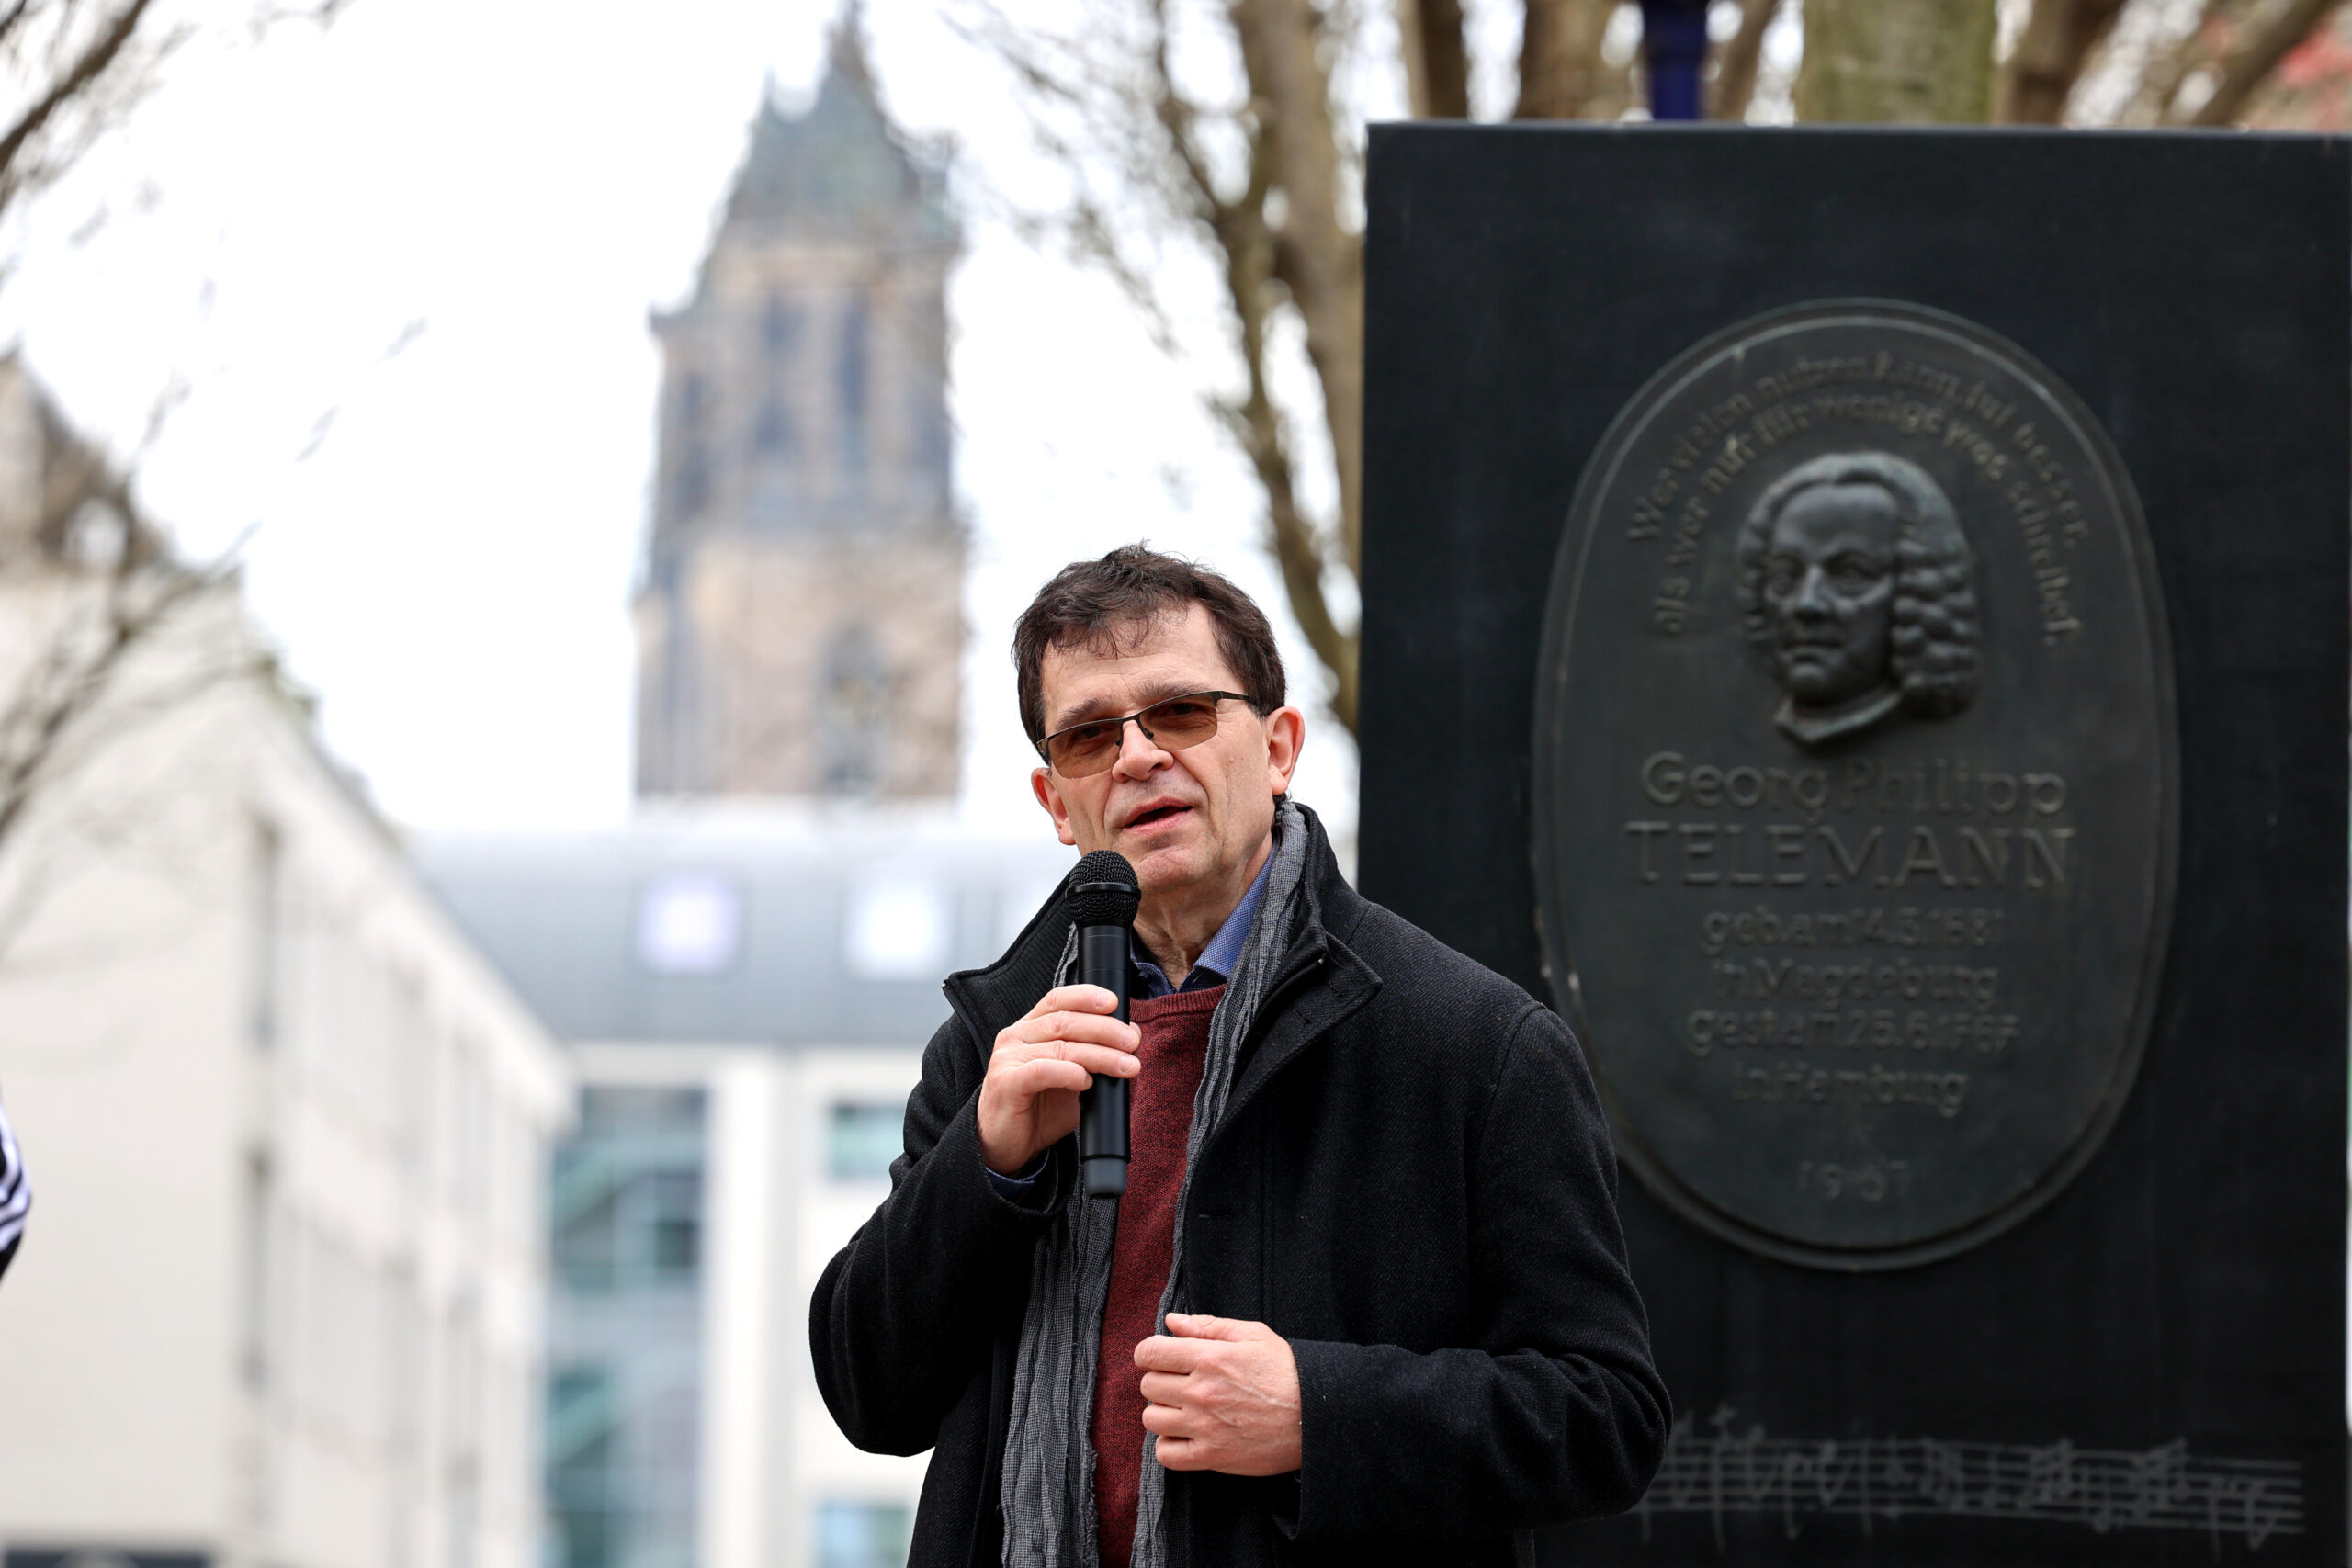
[1791,564,1833,615]
[1111,717,1170,780]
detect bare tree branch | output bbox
[0,0,361,967]
[2104,0,2226,124]
[0,643,269,971]
[0,1,39,52]
[1233,0,1363,578]
[0,0,157,210]
[1711,0,1783,119]
[1158,0,1360,727]
[0,562,218,852]
[960,0,1366,731]
[2183,0,2344,122]
[1203,167,1360,736]
[1209,231,1360,732]
[1997,0,2130,119]
[1397,0,1470,116]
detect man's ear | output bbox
[1262,705,1306,796]
[1032,766,1080,847]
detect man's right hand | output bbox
[978,985,1141,1176]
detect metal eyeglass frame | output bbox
[1034,690,1253,774]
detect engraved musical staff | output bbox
[1634,1408,2304,1551]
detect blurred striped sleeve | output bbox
[0,1093,26,1274]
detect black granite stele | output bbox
[1358,126,2348,1566]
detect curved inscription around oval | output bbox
[1533,300,2177,1269]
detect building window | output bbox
[546,1089,706,1568]
[763,292,804,359]
[239,1154,274,1391]
[554,1190,618,1292]
[646,1171,701,1279]
[579,1085,706,1136]
[836,297,869,478]
[673,370,710,514]
[548,1363,620,1568]
[754,393,794,457]
[756,295,801,457]
[914,386,949,481]
[843,881,950,980]
[554,1168,704,1292]
[553,1088,707,1294]
[250,818,282,1049]
[909,294,950,484]
[816,1498,912,1568]
[818,626,889,795]
[637,873,742,974]
[827,1101,905,1182]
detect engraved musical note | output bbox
[1631,1417,2304,1551]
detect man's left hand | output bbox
[1135,1313,1303,1475]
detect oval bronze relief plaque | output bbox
[1534,300,2176,1269]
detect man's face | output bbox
[1762,483,1899,708]
[1030,605,1303,899]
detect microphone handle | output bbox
[1077,923,1131,1196]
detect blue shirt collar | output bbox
[1131,849,1274,999]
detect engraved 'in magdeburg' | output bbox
[1533,301,2176,1269]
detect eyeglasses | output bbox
[1035,691,1251,778]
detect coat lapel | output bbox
[943,866,1077,1066]
[1218,939,1381,1130]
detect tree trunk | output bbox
[1996,0,2128,122]
[1794,0,1999,122]
[1398,0,1472,117]
[1515,0,1620,118]
[2184,0,2344,125]
[1711,0,1783,119]
[1222,0,1366,727]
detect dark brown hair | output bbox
[1012,545,1286,744]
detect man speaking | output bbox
[812,547,1666,1567]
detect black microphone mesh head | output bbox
[1066,850,1140,928]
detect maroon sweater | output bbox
[1091,984,1223,1568]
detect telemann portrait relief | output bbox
[1734,450,1982,748]
[1542,301,2170,1268]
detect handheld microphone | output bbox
[1067,849,1140,1197]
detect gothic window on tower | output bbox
[836,295,870,479]
[910,296,950,481]
[673,370,710,515]
[913,385,949,482]
[755,294,800,457]
[819,625,889,795]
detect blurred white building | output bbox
[417,816,1071,1568]
[0,367,574,1568]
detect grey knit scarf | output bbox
[999,799,1308,1568]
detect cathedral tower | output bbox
[635,24,963,801]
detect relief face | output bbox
[1739,453,1979,748]
[1533,301,2175,1269]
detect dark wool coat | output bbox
[809,807,1668,1567]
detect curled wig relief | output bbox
[1735,450,1981,719]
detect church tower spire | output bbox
[635,25,964,801]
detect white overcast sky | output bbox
[6,0,1406,838]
